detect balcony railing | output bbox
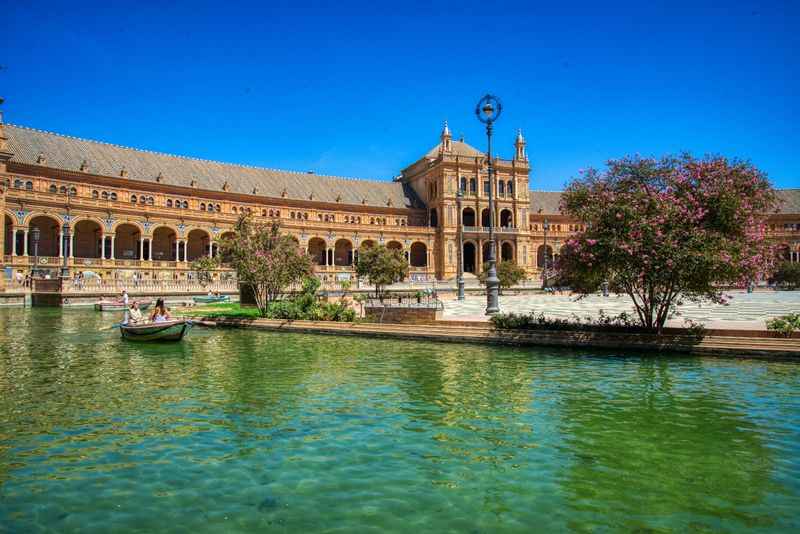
[463,226,519,234]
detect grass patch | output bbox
[181,303,262,320]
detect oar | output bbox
[101,322,122,331]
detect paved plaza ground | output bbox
[442,290,800,329]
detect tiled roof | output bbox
[5,124,422,209]
[530,188,800,216]
[529,191,563,215]
[424,140,483,159]
[776,189,800,214]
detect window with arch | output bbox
[131,195,138,204]
[60,185,67,194]
[25,181,33,190]
[92,190,99,199]
[49,184,57,193]
[207,204,214,212]
[167,199,173,208]
[200,203,206,211]
[149,197,155,205]
[102,191,109,200]
[13,179,22,188]
[70,187,77,196]
[460,177,467,192]
[469,178,476,193]
[110,193,118,201]
[507,180,513,195]
[274,210,280,217]
[291,212,296,219]
[498,181,505,196]
[182,200,189,209]
[215,204,220,212]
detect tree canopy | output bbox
[218,215,313,316]
[355,244,408,297]
[557,154,777,331]
[479,259,527,291]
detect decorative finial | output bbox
[190,179,197,188]
[80,159,89,172]
[281,188,288,198]
[120,166,128,178]
[252,186,258,195]
[36,153,47,164]
[222,181,230,192]
[442,120,450,136]
[156,172,164,183]
[335,194,342,203]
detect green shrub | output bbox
[766,313,800,337]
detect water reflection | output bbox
[0,309,798,533]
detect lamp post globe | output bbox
[475,94,502,315]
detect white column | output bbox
[69,233,75,258]
[58,231,63,258]
[175,240,180,262]
[208,242,213,258]
[11,228,16,257]
[183,241,188,263]
[139,238,144,260]
[23,229,29,256]
[101,236,106,259]
[110,236,115,260]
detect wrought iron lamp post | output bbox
[60,188,74,280]
[31,226,40,277]
[475,94,502,314]
[542,218,550,290]
[456,188,465,300]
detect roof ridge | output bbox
[6,123,393,185]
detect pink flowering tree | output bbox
[557,155,778,332]
[218,215,313,317]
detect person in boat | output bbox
[207,289,214,296]
[150,299,171,323]
[127,302,143,325]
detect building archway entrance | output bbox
[3,215,12,256]
[114,224,141,260]
[187,229,210,261]
[29,216,60,257]
[462,208,475,227]
[74,220,103,258]
[409,242,427,268]
[501,242,514,262]
[463,242,476,274]
[334,239,353,266]
[308,238,326,265]
[481,208,491,227]
[152,227,176,261]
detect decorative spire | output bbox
[514,128,527,162]
[440,120,452,154]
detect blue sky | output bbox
[3,1,798,189]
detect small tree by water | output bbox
[218,215,313,317]
[557,154,778,332]
[478,260,526,293]
[355,244,408,298]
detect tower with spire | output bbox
[439,120,452,155]
[514,129,527,162]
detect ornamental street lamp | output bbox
[475,94,502,315]
[456,188,465,300]
[31,226,40,278]
[60,222,71,279]
[60,188,75,280]
[542,218,550,290]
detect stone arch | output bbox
[28,215,61,257]
[482,241,492,263]
[463,241,477,274]
[334,238,353,266]
[308,237,327,265]
[537,244,554,268]
[386,240,403,251]
[114,223,142,260]
[501,241,514,262]
[186,228,211,261]
[73,219,103,258]
[112,220,146,235]
[481,208,491,227]
[360,239,376,250]
[500,209,513,228]
[152,226,177,261]
[462,208,476,227]
[409,242,427,268]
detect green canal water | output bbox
[0,309,798,533]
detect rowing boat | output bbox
[192,295,230,304]
[95,300,153,312]
[119,320,192,341]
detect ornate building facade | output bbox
[1,111,799,290]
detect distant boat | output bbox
[119,320,192,342]
[193,295,230,304]
[95,300,153,312]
